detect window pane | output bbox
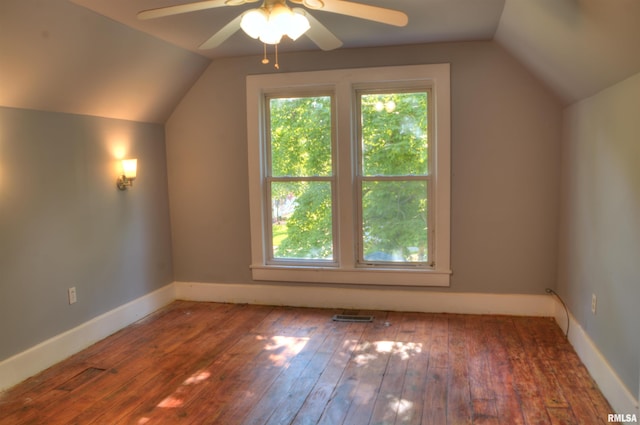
[362,180,428,263]
[269,96,332,177]
[272,181,333,260]
[360,92,428,176]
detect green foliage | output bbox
[272,223,288,248]
[359,92,429,261]
[274,182,333,260]
[361,92,428,176]
[269,96,333,259]
[269,96,331,177]
[268,91,429,263]
[362,181,428,262]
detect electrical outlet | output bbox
[591,293,597,314]
[68,287,77,305]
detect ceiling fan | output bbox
[137,0,409,55]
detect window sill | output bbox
[250,265,451,287]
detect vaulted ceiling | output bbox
[1,0,639,123]
[495,0,640,103]
[68,0,507,58]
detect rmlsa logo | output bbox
[608,413,638,423]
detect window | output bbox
[267,94,335,263]
[247,64,451,286]
[357,90,431,265]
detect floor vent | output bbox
[332,314,374,323]
[56,367,106,392]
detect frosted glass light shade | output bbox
[240,4,309,45]
[285,12,310,40]
[122,159,137,179]
[241,9,268,39]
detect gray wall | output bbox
[558,71,640,398]
[166,40,563,294]
[0,107,173,361]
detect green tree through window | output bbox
[268,96,333,260]
[359,91,429,263]
[268,91,430,264]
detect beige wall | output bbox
[166,41,563,293]
[558,71,640,397]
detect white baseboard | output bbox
[0,284,175,392]
[174,281,554,316]
[551,299,639,416]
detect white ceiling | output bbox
[69,0,507,58]
[1,0,640,123]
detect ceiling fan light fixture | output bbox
[240,8,268,39]
[268,3,297,39]
[241,2,310,45]
[285,10,310,40]
[269,2,293,23]
[139,0,407,54]
[258,22,283,44]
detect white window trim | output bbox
[246,64,451,287]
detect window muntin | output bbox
[357,90,431,265]
[266,95,335,263]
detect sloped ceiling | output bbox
[1,0,639,123]
[0,0,209,123]
[495,0,640,103]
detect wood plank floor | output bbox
[0,301,616,424]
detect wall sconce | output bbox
[117,158,137,190]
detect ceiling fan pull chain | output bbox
[262,43,270,64]
[274,43,280,70]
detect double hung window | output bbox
[266,94,335,263]
[247,65,451,286]
[357,89,431,266]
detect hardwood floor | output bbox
[0,301,615,424]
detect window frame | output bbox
[355,87,433,267]
[246,64,451,287]
[264,92,338,265]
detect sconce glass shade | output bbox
[117,158,137,190]
[122,159,137,179]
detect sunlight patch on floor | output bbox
[154,368,214,411]
[138,335,310,423]
[389,395,414,415]
[262,335,309,367]
[354,340,423,365]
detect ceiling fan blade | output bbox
[293,8,342,51]
[138,0,232,20]
[318,0,408,27]
[199,13,243,49]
